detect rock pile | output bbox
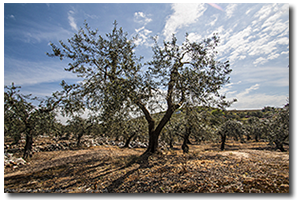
[4,153,26,168]
[81,138,148,148]
[4,136,169,155]
[33,141,77,152]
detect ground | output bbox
[4,140,289,193]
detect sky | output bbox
[4,3,289,110]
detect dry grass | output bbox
[4,140,289,193]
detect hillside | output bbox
[4,140,289,193]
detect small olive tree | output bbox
[66,115,94,147]
[218,120,245,151]
[266,107,289,152]
[4,83,67,158]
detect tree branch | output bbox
[134,100,155,132]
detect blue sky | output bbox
[4,3,289,110]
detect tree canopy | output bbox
[47,21,235,154]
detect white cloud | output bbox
[245,7,254,15]
[9,15,15,20]
[68,10,78,31]
[220,81,242,95]
[187,32,202,43]
[134,12,152,25]
[253,57,268,65]
[226,4,237,19]
[214,4,289,66]
[133,12,153,47]
[267,53,280,60]
[230,93,288,110]
[225,83,287,109]
[239,55,246,60]
[207,15,218,26]
[134,26,153,47]
[163,3,207,41]
[254,4,273,21]
[216,25,252,63]
[238,84,260,97]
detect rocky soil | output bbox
[4,135,151,169]
[4,139,289,193]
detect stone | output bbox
[15,158,26,165]
[279,184,289,189]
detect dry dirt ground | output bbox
[4,140,289,193]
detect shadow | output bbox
[249,146,275,151]
[103,153,154,192]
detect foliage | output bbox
[4,83,69,158]
[218,120,245,151]
[66,115,98,146]
[265,107,289,152]
[47,21,235,153]
[244,116,266,142]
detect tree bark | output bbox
[134,64,183,155]
[168,131,174,149]
[220,134,226,151]
[123,132,136,148]
[182,134,189,153]
[275,141,285,152]
[23,133,33,159]
[77,131,84,147]
[146,131,159,153]
[146,106,179,154]
[182,125,191,153]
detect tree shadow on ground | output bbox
[103,152,154,192]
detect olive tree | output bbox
[47,21,234,154]
[245,116,266,142]
[4,83,67,158]
[66,115,94,147]
[266,107,289,152]
[218,120,245,151]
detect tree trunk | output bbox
[23,133,33,159]
[146,131,159,153]
[123,132,136,148]
[77,132,84,147]
[220,134,226,151]
[255,135,258,142]
[182,126,191,153]
[136,100,178,155]
[247,134,251,141]
[182,136,189,153]
[168,132,174,149]
[275,141,285,152]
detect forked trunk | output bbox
[136,100,178,155]
[123,132,136,148]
